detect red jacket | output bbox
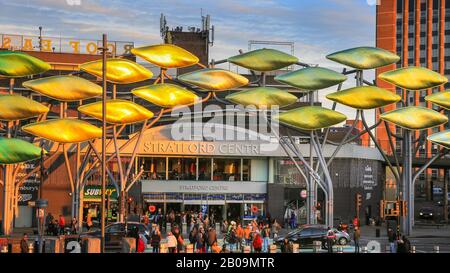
[253,234,262,249]
[58,217,65,228]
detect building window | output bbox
[168,157,196,180]
[213,158,241,181]
[140,157,166,180]
[198,158,212,180]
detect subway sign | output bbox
[83,185,118,202]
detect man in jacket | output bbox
[20,233,29,253]
[387,228,397,253]
[326,227,336,253]
[207,227,217,253]
[354,226,361,253]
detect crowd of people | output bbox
[140,209,282,253]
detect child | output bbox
[167,231,177,253]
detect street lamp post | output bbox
[100,34,108,253]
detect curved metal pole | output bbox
[361,110,401,183]
[412,149,448,184]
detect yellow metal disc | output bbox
[326,86,401,109]
[80,58,153,84]
[0,94,49,121]
[78,99,154,124]
[0,51,50,77]
[131,44,199,68]
[326,46,400,70]
[425,90,450,109]
[228,48,298,72]
[178,68,248,91]
[225,87,297,109]
[23,75,102,101]
[378,66,447,90]
[132,84,199,108]
[380,106,448,130]
[275,67,347,91]
[22,118,102,143]
[274,106,347,130]
[427,130,450,149]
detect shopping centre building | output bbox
[0,30,385,231]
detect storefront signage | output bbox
[83,185,118,202]
[362,165,376,193]
[141,141,261,156]
[17,163,39,206]
[142,180,266,194]
[1,34,133,56]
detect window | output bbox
[198,158,212,180]
[168,157,196,180]
[243,159,251,181]
[213,158,241,181]
[140,157,166,180]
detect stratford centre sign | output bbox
[141,141,264,156]
[141,180,267,194]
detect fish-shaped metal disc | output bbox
[0,94,49,121]
[0,137,44,164]
[131,44,199,68]
[78,99,154,124]
[80,58,153,84]
[0,51,50,77]
[22,118,102,143]
[427,130,450,149]
[326,86,401,109]
[225,87,297,109]
[425,90,450,109]
[23,75,102,101]
[228,48,299,72]
[132,84,199,108]
[275,67,347,91]
[378,66,448,90]
[326,46,400,70]
[178,68,249,91]
[380,106,448,130]
[275,106,347,130]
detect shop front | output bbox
[83,185,119,224]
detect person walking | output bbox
[289,211,296,229]
[326,227,336,253]
[58,215,65,235]
[253,232,263,253]
[262,224,271,253]
[86,212,93,231]
[236,223,244,251]
[387,228,397,253]
[150,225,161,253]
[70,217,78,234]
[45,213,54,235]
[196,227,206,253]
[272,219,280,239]
[354,226,361,253]
[20,233,29,253]
[244,224,252,246]
[167,232,177,253]
[227,224,238,252]
[173,226,184,253]
[207,227,217,253]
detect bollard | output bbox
[385,245,390,253]
[1,245,8,253]
[312,241,321,253]
[185,244,194,253]
[28,242,34,253]
[410,246,416,253]
[433,246,440,253]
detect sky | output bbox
[0,0,377,123]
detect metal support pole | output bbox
[402,129,412,236]
[100,34,108,253]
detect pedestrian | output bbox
[189,225,198,245]
[207,227,217,253]
[58,215,65,235]
[244,224,252,246]
[352,216,360,229]
[262,223,270,253]
[220,243,230,253]
[402,235,411,253]
[236,223,244,251]
[289,211,296,229]
[281,238,292,253]
[272,219,280,239]
[253,232,263,253]
[45,213,54,235]
[387,228,397,253]
[128,225,140,252]
[86,212,93,231]
[151,225,161,253]
[326,227,336,253]
[167,232,177,253]
[196,227,206,253]
[20,233,29,253]
[227,222,238,252]
[354,226,361,253]
[70,217,78,234]
[173,226,184,253]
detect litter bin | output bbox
[375,228,380,238]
